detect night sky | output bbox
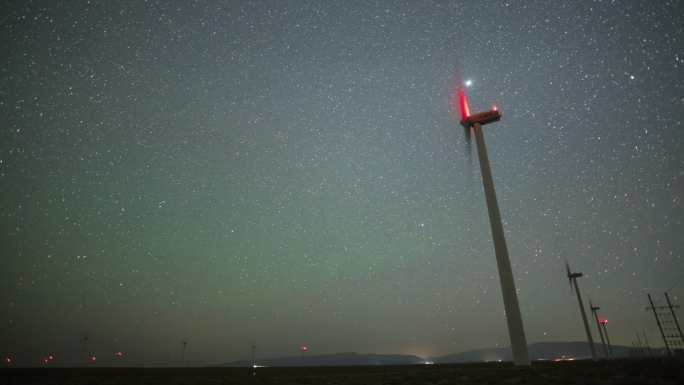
[2,0,683,366]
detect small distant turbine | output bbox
[181,340,188,365]
[251,344,256,376]
[589,300,609,358]
[599,318,613,357]
[81,335,90,364]
[566,262,597,361]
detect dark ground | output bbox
[2,359,683,385]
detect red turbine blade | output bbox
[458,88,471,121]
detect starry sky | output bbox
[1,0,683,366]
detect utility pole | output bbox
[664,292,683,349]
[642,330,652,357]
[647,293,671,356]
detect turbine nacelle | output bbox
[564,261,583,289]
[457,87,501,129]
[460,110,502,129]
[568,272,583,279]
[589,301,600,312]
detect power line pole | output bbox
[664,292,683,349]
[647,293,671,356]
[635,332,644,356]
[642,330,652,357]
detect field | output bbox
[2,359,683,385]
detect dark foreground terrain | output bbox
[2,359,683,385]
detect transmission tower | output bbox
[646,293,684,355]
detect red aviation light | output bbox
[600,319,608,325]
[299,345,309,353]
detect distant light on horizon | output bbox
[465,79,473,87]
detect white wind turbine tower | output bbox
[566,261,597,361]
[456,85,530,366]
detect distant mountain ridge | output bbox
[222,342,654,367]
[432,341,650,363]
[223,352,425,367]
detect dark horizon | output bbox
[1,340,660,368]
[2,0,682,366]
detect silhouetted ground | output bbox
[2,358,683,385]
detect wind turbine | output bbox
[181,339,188,365]
[600,318,613,357]
[81,335,90,364]
[566,262,597,360]
[251,344,256,376]
[455,84,530,366]
[589,300,609,358]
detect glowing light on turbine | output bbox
[4,356,12,364]
[600,318,608,325]
[299,345,309,353]
[458,88,471,120]
[90,356,97,362]
[115,351,124,358]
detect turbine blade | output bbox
[466,128,473,167]
[458,88,471,121]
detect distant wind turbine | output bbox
[566,261,597,361]
[589,300,609,358]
